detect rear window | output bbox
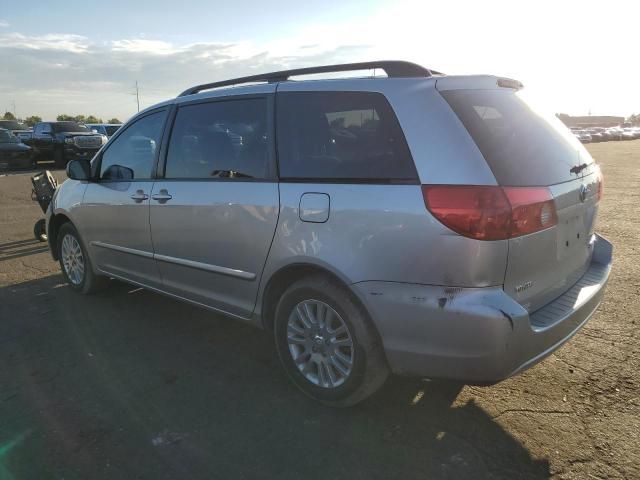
[276,92,417,182]
[0,120,24,130]
[441,89,593,186]
[165,98,273,179]
[52,122,90,133]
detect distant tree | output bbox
[24,115,42,126]
[627,113,640,125]
[3,111,16,120]
[107,118,121,124]
[55,114,104,123]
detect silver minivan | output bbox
[48,61,612,406]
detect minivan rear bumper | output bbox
[353,234,612,383]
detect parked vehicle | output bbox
[621,129,636,140]
[574,130,592,143]
[589,127,612,141]
[606,127,623,141]
[0,128,35,171]
[586,129,604,142]
[47,61,612,406]
[26,121,107,168]
[0,120,33,141]
[85,123,122,138]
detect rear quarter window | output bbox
[441,89,593,186]
[276,91,417,183]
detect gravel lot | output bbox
[0,143,638,480]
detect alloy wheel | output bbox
[286,299,354,388]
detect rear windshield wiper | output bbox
[570,163,588,175]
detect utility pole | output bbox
[12,101,16,119]
[130,81,140,113]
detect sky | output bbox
[0,0,638,122]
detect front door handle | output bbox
[130,189,149,202]
[152,189,172,203]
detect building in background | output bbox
[557,114,625,128]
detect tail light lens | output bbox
[422,185,558,241]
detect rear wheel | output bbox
[53,148,66,169]
[274,275,389,407]
[57,223,107,294]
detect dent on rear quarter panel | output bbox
[262,183,508,288]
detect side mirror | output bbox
[66,159,92,181]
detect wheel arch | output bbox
[48,212,73,260]
[258,262,378,338]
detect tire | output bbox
[53,148,66,170]
[56,222,107,294]
[274,275,389,407]
[33,219,47,242]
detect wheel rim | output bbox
[61,234,85,285]
[287,299,354,389]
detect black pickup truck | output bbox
[27,121,107,168]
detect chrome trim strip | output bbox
[90,241,154,259]
[154,253,256,280]
[91,241,256,281]
[96,269,250,322]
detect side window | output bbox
[100,110,166,180]
[164,98,272,179]
[34,124,43,135]
[276,91,417,181]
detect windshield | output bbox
[441,89,595,186]
[105,125,121,136]
[0,130,19,143]
[52,122,90,133]
[0,120,26,130]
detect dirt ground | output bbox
[0,143,638,480]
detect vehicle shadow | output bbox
[0,275,551,480]
[0,238,49,261]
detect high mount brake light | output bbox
[422,185,558,241]
[497,78,524,90]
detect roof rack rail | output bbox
[178,60,439,97]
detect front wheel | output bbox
[274,275,389,407]
[56,223,107,294]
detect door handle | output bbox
[130,190,149,202]
[152,189,172,203]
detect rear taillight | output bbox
[422,185,558,241]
